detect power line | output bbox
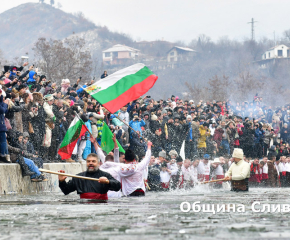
[247,18,257,41]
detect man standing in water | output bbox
[58,153,121,200]
[103,141,152,196]
[224,148,250,191]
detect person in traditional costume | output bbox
[99,141,152,196]
[224,148,250,191]
[249,158,261,187]
[211,158,225,188]
[58,153,121,200]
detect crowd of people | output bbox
[0,63,290,190]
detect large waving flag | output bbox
[58,116,87,160]
[84,63,158,113]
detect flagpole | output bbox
[104,105,151,144]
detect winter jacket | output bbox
[198,125,210,148]
[27,71,36,84]
[129,119,145,136]
[213,127,224,147]
[267,145,277,160]
[0,95,8,132]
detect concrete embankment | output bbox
[0,163,86,195]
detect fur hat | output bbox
[232,148,244,159]
[151,114,157,121]
[169,149,178,157]
[125,149,136,162]
[44,94,53,101]
[32,92,43,102]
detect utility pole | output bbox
[248,18,257,41]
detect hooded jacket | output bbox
[27,71,36,84]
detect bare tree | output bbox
[33,36,92,83]
[206,75,231,101]
[50,0,55,6]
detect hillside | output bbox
[0,3,132,59]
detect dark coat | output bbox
[267,145,277,160]
[0,95,8,132]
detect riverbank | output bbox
[0,163,86,195]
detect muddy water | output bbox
[1,187,290,239]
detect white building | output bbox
[167,46,196,62]
[102,44,140,65]
[262,45,290,60]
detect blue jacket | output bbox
[0,95,8,132]
[77,85,87,96]
[185,122,192,141]
[82,120,92,159]
[129,119,145,136]
[254,128,265,143]
[27,71,36,84]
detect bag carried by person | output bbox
[4,118,12,130]
[28,122,34,134]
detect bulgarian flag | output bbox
[84,63,158,113]
[58,116,87,160]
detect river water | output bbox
[1,186,290,239]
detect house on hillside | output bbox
[167,46,196,63]
[262,45,290,60]
[255,44,290,68]
[102,44,140,65]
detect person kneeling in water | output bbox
[58,153,121,200]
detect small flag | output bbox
[101,123,125,154]
[58,116,87,160]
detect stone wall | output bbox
[0,163,86,195]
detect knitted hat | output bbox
[159,151,166,158]
[161,109,167,115]
[232,148,244,159]
[23,132,29,138]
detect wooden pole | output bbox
[200,178,228,184]
[39,168,109,184]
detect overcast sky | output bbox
[2,0,290,43]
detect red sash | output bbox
[161,182,170,188]
[216,175,224,184]
[80,192,108,200]
[204,175,210,181]
[262,173,268,180]
[249,174,260,183]
[132,189,145,193]
[198,174,204,181]
[282,171,287,176]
